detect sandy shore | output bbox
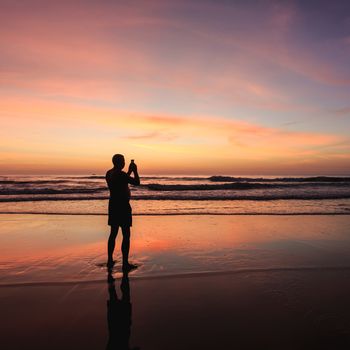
[1,214,350,349]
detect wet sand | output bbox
[1,214,350,349]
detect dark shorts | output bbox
[108,200,132,227]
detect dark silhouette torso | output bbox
[106,170,131,202]
[106,169,132,227]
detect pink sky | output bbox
[1,0,350,174]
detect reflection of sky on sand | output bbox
[1,214,350,284]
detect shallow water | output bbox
[1,214,350,285]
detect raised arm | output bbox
[127,162,140,186]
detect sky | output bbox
[1,0,350,175]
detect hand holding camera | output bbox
[128,159,137,173]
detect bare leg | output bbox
[121,227,137,271]
[107,226,119,266]
[121,226,130,265]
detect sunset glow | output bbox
[1,0,350,174]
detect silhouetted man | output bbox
[106,154,140,271]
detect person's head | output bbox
[112,154,125,170]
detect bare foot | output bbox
[107,273,115,283]
[122,263,138,271]
[107,260,115,268]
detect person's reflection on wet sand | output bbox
[106,271,139,350]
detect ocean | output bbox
[1,174,350,215]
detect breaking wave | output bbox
[209,176,350,183]
[2,194,350,202]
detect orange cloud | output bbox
[1,94,348,174]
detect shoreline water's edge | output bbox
[2,265,350,288]
[1,212,350,216]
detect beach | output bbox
[3,0,350,348]
[1,213,350,349]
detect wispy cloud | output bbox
[2,0,349,111]
[1,0,349,174]
[2,92,347,173]
[124,131,178,141]
[333,107,350,117]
